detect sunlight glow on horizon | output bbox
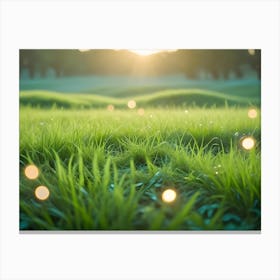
[78,49,178,56]
[128,49,177,56]
[129,50,161,56]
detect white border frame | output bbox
[1,1,280,279]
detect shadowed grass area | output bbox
[20,107,261,230]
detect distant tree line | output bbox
[19,49,261,80]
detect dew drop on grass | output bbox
[109,184,115,192]
[135,182,144,188]
[80,187,89,195]
[146,192,157,201]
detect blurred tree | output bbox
[247,49,261,79]
[20,50,37,78]
[19,49,261,80]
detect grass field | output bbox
[19,78,261,230]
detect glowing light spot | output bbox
[24,165,39,180]
[137,108,145,116]
[248,49,255,55]
[129,49,160,56]
[241,136,256,150]
[184,110,189,113]
[215,171,219,175]
[162,189,177,203]
[128,49,176,56]
[107,104,115,111]
[34,185,50,201]
[248,108,257,119]
[150,114,153,118]
[128,100,136,109]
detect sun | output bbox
[128,49,162,56]
[129,49,177,56]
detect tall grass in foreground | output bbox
[20,107,261,230]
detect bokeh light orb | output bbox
[248,49,255,56]
[107,104,114,111]
[162,189,177,203]
[24,165,39,180]
[248,108,257,119]
[128,100,136,109]
[241,136,256,150]
[137,108,145,116]
[35,186,50,201]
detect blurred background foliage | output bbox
[20,49,261,80]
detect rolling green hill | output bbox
[20,87,260,109]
